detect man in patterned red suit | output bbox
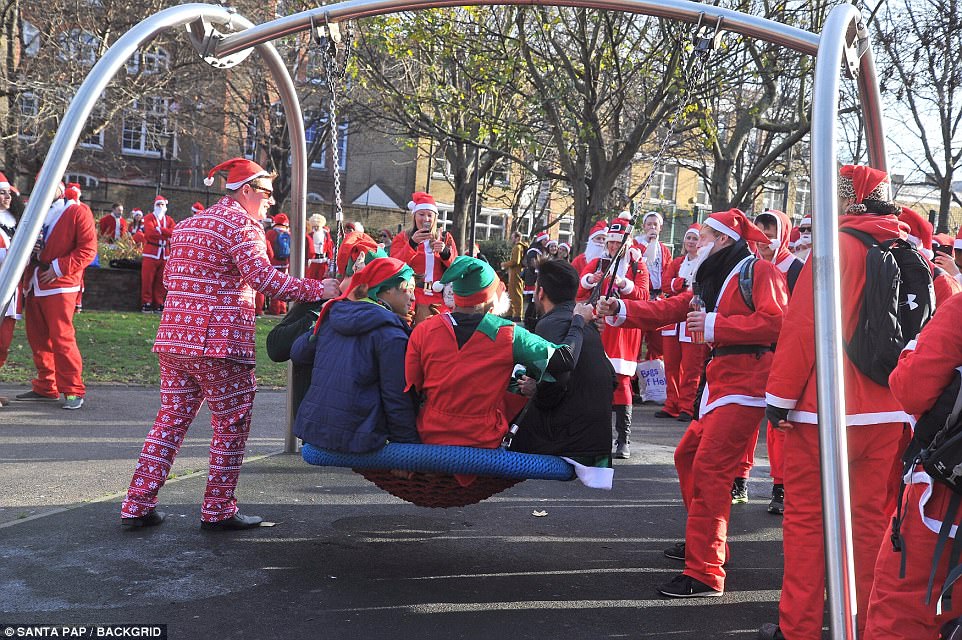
[596,209,788,598]
[391,192,458,324]
[15,181,97,410]
[140,194,175,313]
[120,158,325,531]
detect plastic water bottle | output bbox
[689,283,706,344]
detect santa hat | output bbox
[408,192,438,215]
[272,213,289,226]
[336,231,383,276]
[704,208,771,244]
[838,164,891,213]
[934,232,954,249]
[352,221,364,233]
[617,210,632,221]
[559,242,571,252]
[588,219,609,241]
[643,211,664,225]
[0,172,10,190]
[191,202,204,214]
[546,239,559,248]
[799,216,812,229]
[789,227,801,249]
[606,220,632,243]
[64,183,82,202]
[534,231,550,245]
[204,158,270,190]
[131,208,143,218]
[154,195,168,206]
[899,207,934,259]
[684,223,701,240]
[309,214,327,228]
[311,257,415,339]
[432,256,504,307]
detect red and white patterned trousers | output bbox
[121,354,257,523]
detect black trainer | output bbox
[654,410,675,419]
[141,303,153,313]
[768,484,785,515]
[664,541,686,561]
[757,623,786,640]
[677,412,693,422]
[657,573,722,598]
[732,477,749,504]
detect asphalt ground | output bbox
[0,383,796,639]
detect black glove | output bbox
[766,403,789,430]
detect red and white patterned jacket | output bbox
[153,196,324,364]
[22,200,98,297]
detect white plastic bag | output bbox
[638,359,668,403]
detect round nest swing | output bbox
[302,442,575,508]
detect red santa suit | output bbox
[638,212,673,361]
[264,213,293,315]
[900,207,961,307]
[307,219,333,280]
[390,194,458,312]
[21,189,98,399]
[660,225,709,419]
[764,166,908,639]
[98,212,128,240]
[576,224,650,405]
[0,208,19,369]
[140,196,175,309]
[571,219,609,277]
[864,292,962,639]
[121,158,325,525]
[608,209,787,594]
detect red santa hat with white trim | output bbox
[899,207,934,259]
[643,211,663,225]
[0,172,10,190]
[559,242,571,252]
[204,158,270,190]
[154,194,168,207]
[588,219,609,241]
[703,208,771,245]
[131,208,143,218]
[533,231,550,245]
[64,182,82,202]
[408,191,438,215]
[683,222,701,240]
[191,202,204,214]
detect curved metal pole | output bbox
[812,4,878,639]
[215,0,821,59]
[0,4,241,316]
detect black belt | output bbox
[711,345,774,357]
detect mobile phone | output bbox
[935,244,953,257]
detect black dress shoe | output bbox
[121,510,167,528]
[677,412,693,422]
[757,623,786,640]
[654,410,676,419]
[201,513,263,531]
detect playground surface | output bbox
[0,383,793,639]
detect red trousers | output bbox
[865,480,958,639]
[121,354,257,522]
[255,291,265,315]
[24,291,84,397]
[662,334,708,417]
[140,257,166,306]
[643,330,663,360]
[675,402,764,591]
[0,316,14,367]
[778,422,902,639]
[306,260,328,280]
[614,373,634,406]
[767,422,785,484]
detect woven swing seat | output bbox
[302,442,575,508]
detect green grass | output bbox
[0,310,287,387]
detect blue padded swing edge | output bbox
[302,442,576,481]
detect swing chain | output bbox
[602,16,723,296]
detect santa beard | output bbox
[584,239,605,263]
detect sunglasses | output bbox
[799,227,812,233]
[250,185,273,199]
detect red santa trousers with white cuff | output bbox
[141,257,166,306]
[121,354,256,522]
[662,324,708,417]
[610,255,787,592]
[24,291,85,397]
[0,316,14,367]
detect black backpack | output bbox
[839,227,935,387]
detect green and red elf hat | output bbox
[336,231,385,276]
[310,257,414,340]
[432,256,504,307]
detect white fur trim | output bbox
[697,378,766,418]
[786,409,913,425]
[618,278,635,295]
[922,247,934,260]
[955,272,962,287]
[51,258,63,278]
[225,170,269,190]
[617,210,632,220]
[608,356,638,376]
[954,239,962,250]
[704,217,740,241]
[605,299,627,327]
[906,233,922,248]
[580,272,598,289]
[643,211,663,224]
[703,312,718,342]
[902,339,918,352]
[765,392,797,410]
[432,280,444,293]
[203,176,214,186]
[409,201,438,214]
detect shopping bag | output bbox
[638,358,667,403]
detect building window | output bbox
[472,210,507,241]
[761,180,786,212]
[22,20,40,57]
[80,127,104,149]
[312,120,348,172]
[66,173,99,188]
[793,178,811,219]
[648,163,678,203]
[488,158,511,187]
[18,92,38,140]
[557,215,574,245]
[431,143,451,179]
[127,47,170,75]
[122,97,173,156]
[57,29,99,66]
[695,175,711,207]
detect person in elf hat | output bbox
[900,207,961,307]
[500,231,527,322]
[291,257,419,452]
[655,223,708,424]
[758,165,911,640]
[139,194,175,313]
[577,218,650,459]
[15,180,97,410]
[557,242,571,262]
[405,256,592,451]
[571,219,608,275]
[120,158,325,531]
[596,208,788,599]
[98,203,128,241]
[390,192,458,325]
[729,210,805,514]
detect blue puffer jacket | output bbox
[291,299,419,452]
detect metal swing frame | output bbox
[0,2,885,637]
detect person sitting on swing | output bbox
[405,256,593,452]
[390,191,458,325]
[291,257,420,453]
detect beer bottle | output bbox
[688,283,706,344]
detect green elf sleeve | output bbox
[510,324,561,383]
